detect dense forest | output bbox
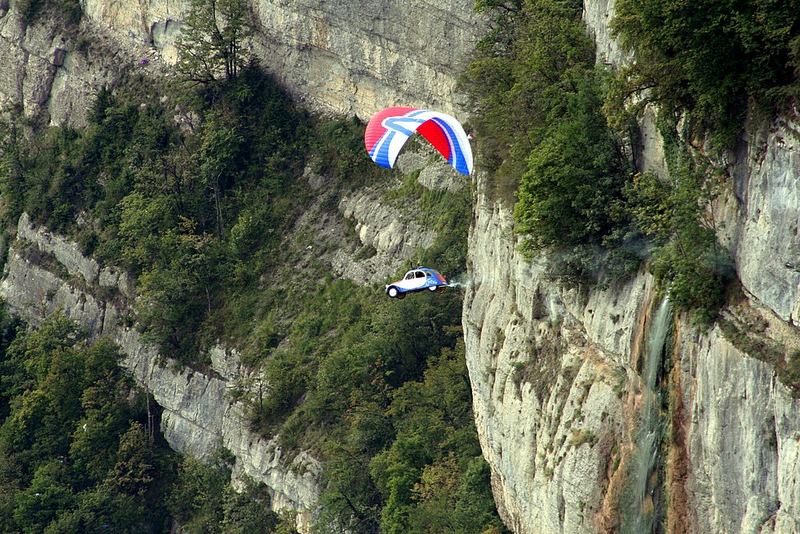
[0,311,286,532]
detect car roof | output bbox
[411,267,441,274]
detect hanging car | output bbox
[385,267,450,298]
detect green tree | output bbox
[610,0,800,144]
[514,75,627,252]
[12,461,74,532]
[0,118,26,227]
[220,479,277,533]
[175,0,253,85]
[167,451,231,533]
[107,423,156,497]
[199,109,244,238]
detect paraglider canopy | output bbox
[364,107,473,175]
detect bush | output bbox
[625,131,735,322]
[610,0,800,146]
[515,74,627,252]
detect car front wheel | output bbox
[387,286,399,298]
[428,285,438,292]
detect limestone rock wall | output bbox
[460,1,800,532]
[0,6,127,126]
[676,316,800,533]
[464,139,800,534]
[464,169,647,532]
[0,0,485,125]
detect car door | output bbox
[398,271,417,290]
[411,270,427,290]
[424,271,437,287]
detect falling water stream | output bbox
[621,297,672,534]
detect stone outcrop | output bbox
[0,4,156,126]
[676,315,800,533]
[248,0,484,118]
[333,187,437,283]
[464,144,800,534]
[464,169,650,532]
[718,116,800,323]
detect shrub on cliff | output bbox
[610,0,800,146]
[463,0,632,283]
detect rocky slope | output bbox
[0,0,484,126]
[461,1,800,532]
[0,158,438,530]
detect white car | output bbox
[385,267,448,299]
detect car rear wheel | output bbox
[387,286,399,298]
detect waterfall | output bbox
[621,297,672,534]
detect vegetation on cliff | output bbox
[464,0,638,284]
[0,26,502,534]
[610,0,800,146]
[465,0,784,321]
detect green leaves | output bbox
[0,316,175,533]
[175,0,254,85]
[611,0,800,144]
[467,0,629,280]
[623,128,734,322]
[366,342,503,534]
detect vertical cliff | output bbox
[462,0,800,532]
[0,0,485,125]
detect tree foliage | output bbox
[464,0,632,282]
[610,0,800,144]
[0,315,172,533]
[175,0,253,85]
[625,137,734,322]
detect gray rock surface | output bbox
[464,170,637,533]
[461,1,800,532]
[249,0,485,118]
[721,117,800,323]
[0,6,148,126]
[1,0,485,124]
[333,186,437,282]
[678,320,800,533]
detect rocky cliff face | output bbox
[0,0,484,126]
[461,1,800,532]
